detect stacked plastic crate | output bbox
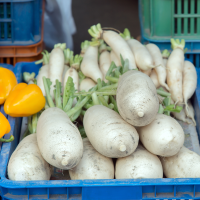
[139,0,200,67]
[0,0,44,66]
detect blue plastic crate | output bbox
[0,0,43,46]
[1,62,200,200]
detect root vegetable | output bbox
[116,70,159,127]
[80,78,96,92]
[36,107,83,170]
[69,138,114,180]
[110,50,121,66]
[37,64,48,96]
[167,39,185,103]
[8,134,51,181]
[183,61,197,116]
[146,43,169,91]
[150,69,160,88]
[160,146,200,178]
[83,105,139,158]
[89,24,137,69]
[115,144,163,179]
[137,113,185,157]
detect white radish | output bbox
[167,39,185,103]
[160,146,200,178]
[120,29,154,70]
[63,68,79,93]
[80,78,96,92]
[37,64,49,96]
[172,104,191,124]
[150,69,160,88]
[69,138,114,180]
[8,134,51,181]
[88,24,137,69]
[80,45,103,82]
[49,45,65,99]
[117,70,159,127]
[36,107,83,170]
[84,105,139,158]
[110,50,121,66]
[186,100,196,126]
[115,144,163,179]
[99,51,111,82]
[140,68,152,76]
[137,113,185,157]
[146,43,169,91]
[183,60,197,115]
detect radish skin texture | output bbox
[172,104,191,124]
[127,39,154,70]
[49,48,65,99]
[63,68,79,92]
[140,69,152,76]
[146,43,169,91]
[37,64,48,96]
[80,78,96,92]
[183,61,197,115]
[167,48,184,103]
[81,46,103,82]
[138,114,185,157]
[83,105,139,158]
[69,138,114,180]
[163,58,168,67]
[115,144,163,179]
[99,51,111,82]
[103,31,137,69]
[160,146,200,178]
[150,69,160,88]
[36,107,83,170]
[186,100,196,126]
[8,134,51,181]
[117,70,159,127]
[110,50,121,66]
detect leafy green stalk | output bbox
[79,71,86,83]
[32,113,38,133]
[42,77,55,107]
[55,80,62,109]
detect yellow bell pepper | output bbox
[0,67,17,105]
[0,112,14,142]
[4,83,46,117]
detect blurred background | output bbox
[72,0,140,54]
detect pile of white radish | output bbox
[8,23,199,182]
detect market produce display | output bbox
[1,23,199,181]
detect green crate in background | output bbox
[139,0,200,40]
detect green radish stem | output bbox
[43,77,55,107]
[162,49,170,59]
[55,80,62,109]
[92,92,100,105]
[64,48,74,65]
[54,43,66,50]
[32,113,38,134]
[80,40,90,56]
[171,39,185,50]
[158,104,164,114]
[119,28,134,40]
[23,72,35,83]
[78,71,86,83]
[28,116,33,134]
[0,135,14,143]
[70,54,83,70]
[88,23,103,40]
[63,97,74,112]
[35,51,49,65]
[22,127,30,139]
[109,95,119,113]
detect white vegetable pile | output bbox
[8,24,199,181]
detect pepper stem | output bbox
[0,135,14,143]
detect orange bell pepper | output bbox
[0,112,14,142]
[0,67,17,105]
[4,83,46,117]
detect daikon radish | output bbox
[115,144,163,179]
[88,24,137,69]
[150,69,160,88]
[167,39,185,103]
[183,60,197,116]
[110,50,121,66]
[186,100,196,126]
[69,138,114,180]
[120,28,154,71]
[160,146,200,178]
[84,105,139,158]
[146,43,169,91]
[138,113,185,157]
[80,78,96,92]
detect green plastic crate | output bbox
[139,0,200,40]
